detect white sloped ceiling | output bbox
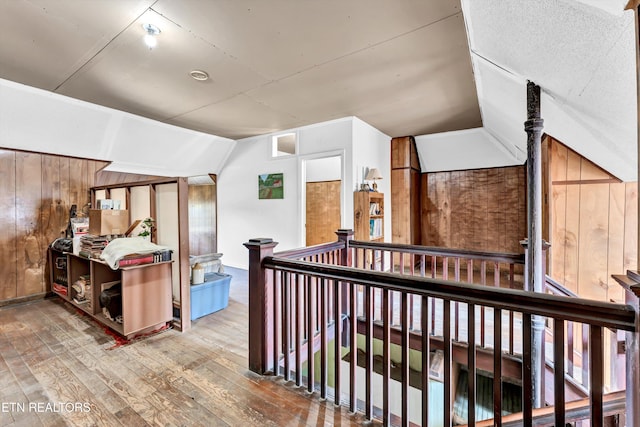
[418,0,637,180]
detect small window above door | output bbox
[272,133,297,157]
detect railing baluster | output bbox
[443,256,449,280]
[582,323,590,388]
[320,278,328,399]
[468,302,476,426]
[467,259,473,283]
[307,275,315,393]
[365,285,373,419]
[283,272,291,381]
[274,270,281,376]
[421,295,430,427]
[295,274,302,387]
[349,282,357,412]
[567,320,575,380]
[401,292,410,427]
[554,318,565,426]
[523,312,533,425]
[334,278,342,406]
[494,307,503,426]
[420,254,425,277]
[444,299,452,427]
[590,325,604,426]
[494,261,500,287]
[382,288,390,426]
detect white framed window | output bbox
[272,132,297,157]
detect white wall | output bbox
[218,118,355,268]
[305,156,341,182]
[352,117,391,242]
[0,78,236,177]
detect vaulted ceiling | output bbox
[0,0,481,140]
[0,0,636,180]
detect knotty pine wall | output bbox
[421,166,527,255]
[548,139,637,303]
[0,148,107,303]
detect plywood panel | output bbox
[469,170,488,250]
[549,140,568,281]
[0,150,17,300]
[486,168,505,252]
[410,169,422,245]
[576,184,609,301]
[189,184,217,255]
[16,152,44,296]
[422,166,525,254]
[41,155,65,243]
[391,169,410,243]
[563,182,581,294]
[449,170,465,249]
[624,183,638,274]
[607,183,626,303]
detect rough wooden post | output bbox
[244,238,278,375]
[524,81,546,409]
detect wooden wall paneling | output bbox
[433,172,451,247]
[624,183,638,275]
[607,183,626,303]
[410,169,422,245]
[579,156,614,181]
[576,183,609,301]
[41,155,64,242]
[486,168,505,252]
[562,150,582,294]
[469,170,489,251]
[0,150,17,300]
[503,167,523,254]
[68,158,88,213]
[189,184,218,254]
[420,174,430,245]
[449,170,465,250]
[549,140,568,282]
[391,169,411,243]
[16,152,44,296]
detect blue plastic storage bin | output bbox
[190,272,231,320]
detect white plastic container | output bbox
[192,263,204,285]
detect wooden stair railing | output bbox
[246,234,639,426]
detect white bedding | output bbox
[100,237,169,270]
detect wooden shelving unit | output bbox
[353,191,384,242]
[49,249,173,338]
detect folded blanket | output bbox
[100,237,170,270]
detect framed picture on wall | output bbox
[258,173,284,199]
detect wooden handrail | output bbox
[247,235,638,426]
[263,257,636,331]
[349,239,526,264]
[470,390,626,427]
[274,240,345,260]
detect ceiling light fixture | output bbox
[190,70,210,81]
[142,23,161,49]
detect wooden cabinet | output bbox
[353,191,384,241]
[49,249,172,338]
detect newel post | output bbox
[336,229,354,267]
[244,238,279,375]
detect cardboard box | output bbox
[89,209,129,236]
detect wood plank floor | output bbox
[0,266,377,427]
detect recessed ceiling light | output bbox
[142,23,161,49]
[190,70,210,81]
